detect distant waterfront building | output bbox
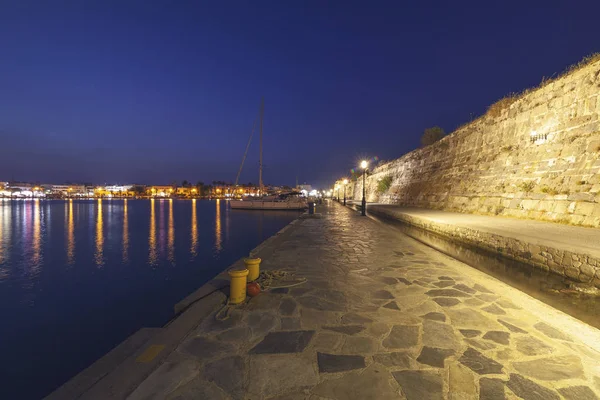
[50,184,87,196]
[148,185,174,197]
[105,185,133,193]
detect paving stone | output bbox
[323,325,365,335]
[460,329,481,338]
[270,287,290,294]
[448,363,478,400]
[383,325,420,349]
[463,297,486,307]
[413,280,432,287]
[383,301,401,310]
[476,294,499,302]
[496,299,520,309]
[506,373,560,400]
[300,308,340,329]
[392,370,443,400]
[203,356,244,400]
[558,386,599,400]
[279,298,297,316]
[248,312,279,340]
[198,309,243,333]
[498,319,528,334]
[297,295,346,312]
[290,287,312,296]
[513,355,584,380]
[447,308,502,330]
[425,289,471,297]
[465,338,497,351]
[417,346,455,367]
[367,322,391,338]
[433,297,461,307]
[473,284,494,294]
[247,294,282,310]
[248,355,318,398]
[180,337,235,360]
[373,289,396,299]
[459,348,504,375]
[397,277,413,285]
[129,360,199,400]
[216,326,252,342]
[515,336,554,356]
[379,276,399,285]
[479,378,506,400]
[281,317,302,330]
[454,284,477,294]
[483,331,510,345]
[165,377,228,400]
[341,312,373,324]
[373,352,413,368]
[423,320,460,350]
[250,330,315,354]
[312,364,401,400]
[534,322,573,341]
[439,276,455,281]
[317,352,366,373]
[482,304,506,315]
[421,312,446,322]
[311,331,343,352]
[342,336,378,354]
[433,280,455,288]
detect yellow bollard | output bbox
[244,257,262,282]
[228,269,249,304]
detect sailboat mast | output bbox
[259,98,264,195]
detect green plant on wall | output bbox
[518,181,536,193]
[377,176,393,193]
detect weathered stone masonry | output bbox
[350,59,600,228]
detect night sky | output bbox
[1,1,599,188]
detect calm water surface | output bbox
[0,199,300,399]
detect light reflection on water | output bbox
[122,199,129,264]
[95,199,104,267]
[190,199,197,258]
[215,198,222,252]
[149,198,157,265]
[67,200,75,265]
[0,199,300,399]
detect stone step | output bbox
[45,327,164,400]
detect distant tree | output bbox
[131,185,145,195]
[182,180,190,188]
[420,126,446,147]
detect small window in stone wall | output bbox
[530,131,549,144]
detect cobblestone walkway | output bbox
[128,202,600,400]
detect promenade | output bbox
[62,201,600,399]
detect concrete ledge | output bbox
[369,205,600,288]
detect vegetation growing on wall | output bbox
[377,176,393,193]
[421,126,446,147]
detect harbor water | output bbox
[0,198,300,399]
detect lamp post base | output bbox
[361,198,366,216]
[343,197,346,206]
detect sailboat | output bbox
[230,99,307,210]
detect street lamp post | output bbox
[342,179,348,206]
[360,160,368,216]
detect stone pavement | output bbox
[364,204,600,288]
[127,201,600,400]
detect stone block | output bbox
[575,202,596,216]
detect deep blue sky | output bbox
[1,1,598,188]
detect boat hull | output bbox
[230,200,307,210]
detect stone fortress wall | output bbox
[349,57,600,228]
